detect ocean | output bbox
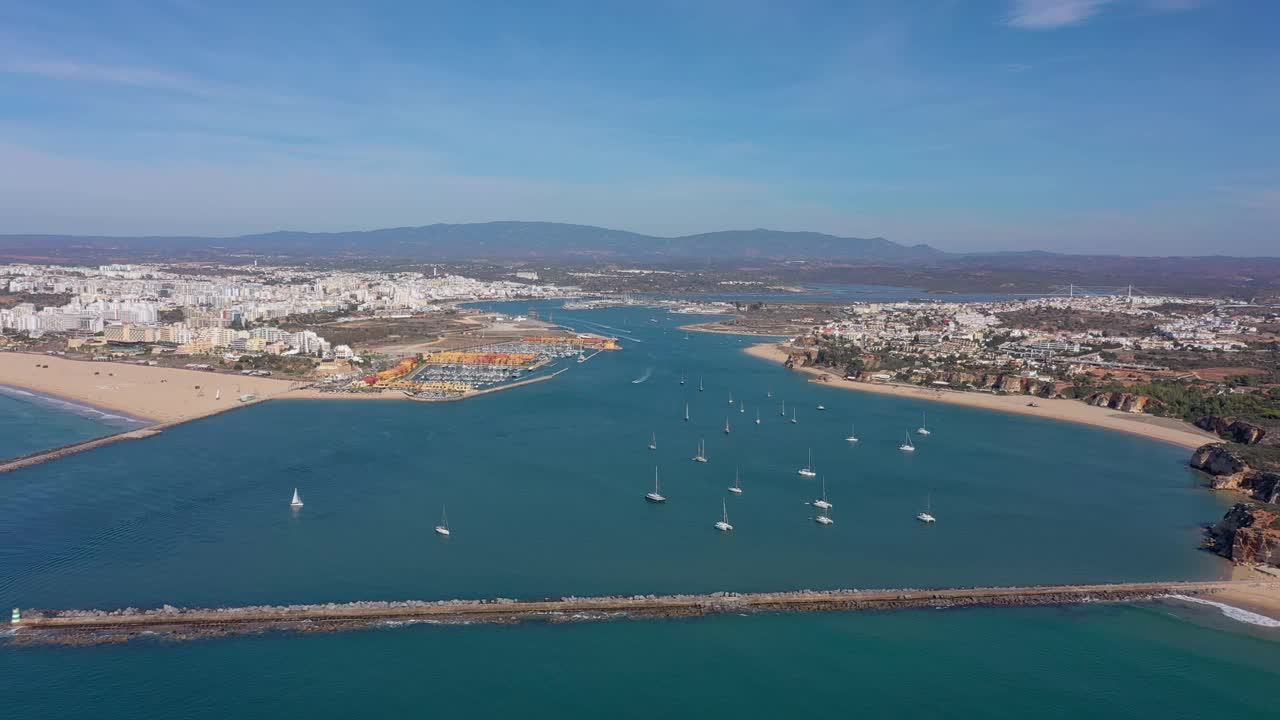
[0,301,1274,717]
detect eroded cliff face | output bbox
[1195,416,1268,445]
[1083,391,1150,413]
[1206,504,1280,565]
[1190,443,1280,503]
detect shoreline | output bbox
[744,342,1217,450]
[0,351,299,425]
[0,383,151,425]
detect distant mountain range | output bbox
[0,222,945,263]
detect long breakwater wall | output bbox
[7,580,1247,646]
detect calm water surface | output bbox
[0,301,1269,717]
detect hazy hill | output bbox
[0,221,944,263]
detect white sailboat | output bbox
[790,408,798,424]
[728,391,734,406]
[724,417,731,435]
[899,431,916,452]
[798,449,816,477]
[434,506,451,536]
[290,487,304,508]
[767,387,772,398]
[648,432,657,451]
[699,376,704,392]
[693,439,708,463]
[729,467,743,494]
[755,409,761,425]
[812,476,832,509]
[739,400,745,414]
[845,423,859,443]
[917,412,931,436]
[780,399,786,417]
[814,510,834,525]
[684,402,690,422]
[680,372,686,385]
[816,404,826,411]
[917,493,936,523]
[714,499,734,532]
[646,467,667,503]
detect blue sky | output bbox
[1,0,1276,254]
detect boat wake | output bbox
[563,317,643,343]
[631,368,653,384]
[1166,594,1280,627]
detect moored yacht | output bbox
[646,467,667,503]
[814,511,834,525]
[917,412,931,436]
[724,417,731,434]
[693,439,708,463]
[790,408,798,424]
[729,467,743,494]
[755,409,761,425]
[434,506,451,536]
[845,423,859,443]
[714,499,733,532]
[812,476,832,509]
[899,431,916,452]
[648,432,657,451]
[917,493,936,522]
[798,449,816,477]
[290,488,304,508]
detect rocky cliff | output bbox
[1195,416,1268,445]
[1205,503,1280,565]
[1083,391,1151,413]
[1189,443,1280,503]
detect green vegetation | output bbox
[1076,378,1280,427]
[226,354,316,376]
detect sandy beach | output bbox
[0,352,299,424]
[744,342,1217,450]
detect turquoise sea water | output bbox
[5,606,1280,719]
[1,301,1273,716]
[0,385,141,461]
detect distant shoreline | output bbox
[743,342,1216,450]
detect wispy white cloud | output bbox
[1007,0,1112,29]
[0,57,199,91]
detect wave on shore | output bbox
[1166,594,1280,627]
[0,385,145,425]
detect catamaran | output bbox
[917,493,936,523]
[646,467,667,503]
[290,487,304,508]
[729,467,743,494]
[814,510,834,525]
[917,412,931,436]
[714,499,734,532]
[798,449,816,477]
[648,432,657,451]
[434,506,451,536]
[724,417,731,435]
[900,431,916,452]
[693,439,708,463]
[812,476,832,509]
[845,423,859,443]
